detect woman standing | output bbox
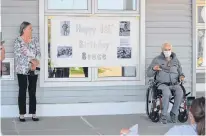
[14,21,41,122]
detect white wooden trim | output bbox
[44,16,49,80]
[139,0,146,84]
[196,24,206,28]
[41,80,144,87]
[123,0,127,10]
[45,0,92,14]
[192,0,197,97]
[1,102,145,117]
[44,13,140,17]
[39,0,45,88]
[45,77,92,82]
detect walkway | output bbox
[1,114,188,135]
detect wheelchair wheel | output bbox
[146,87,160,122]
[146,87,153,117]
[178,110,188,123]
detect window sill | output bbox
[40,80,145,87]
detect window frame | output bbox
[195,2,206,70]
[39,0,146,87]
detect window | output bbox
[196,0,205,68]
[45,0,92,13]
[97,0,136,11]
[98,67,136,78]
[40,0,145,86]
[47,0,88,10]
[95,0,139,14]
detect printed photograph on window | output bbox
[57,46,73,58]
[119,21,130,36]
[117,47,132,59]
[60,21,70,36]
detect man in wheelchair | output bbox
[147,43,185,124]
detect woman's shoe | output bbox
[19,117,26,122]
[32,117,39,121]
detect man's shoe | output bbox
[160,115,167,124]
[170,112,177,123]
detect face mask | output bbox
[163,51,171,58]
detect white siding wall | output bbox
[196,73,205,83]
[1,0,193,105]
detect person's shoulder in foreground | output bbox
[165,124,197,136]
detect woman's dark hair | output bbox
[190,97,205,135]
[19,21,31,36]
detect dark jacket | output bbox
[147,52,184,84]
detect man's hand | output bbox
[179,76,185,82]
[0,46,5,61]
[153,65,162,71]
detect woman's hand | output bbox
[30,64,36,71]
[30,59,39,67]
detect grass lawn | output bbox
[70,67,105,74]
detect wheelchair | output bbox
[146,78,191,123]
